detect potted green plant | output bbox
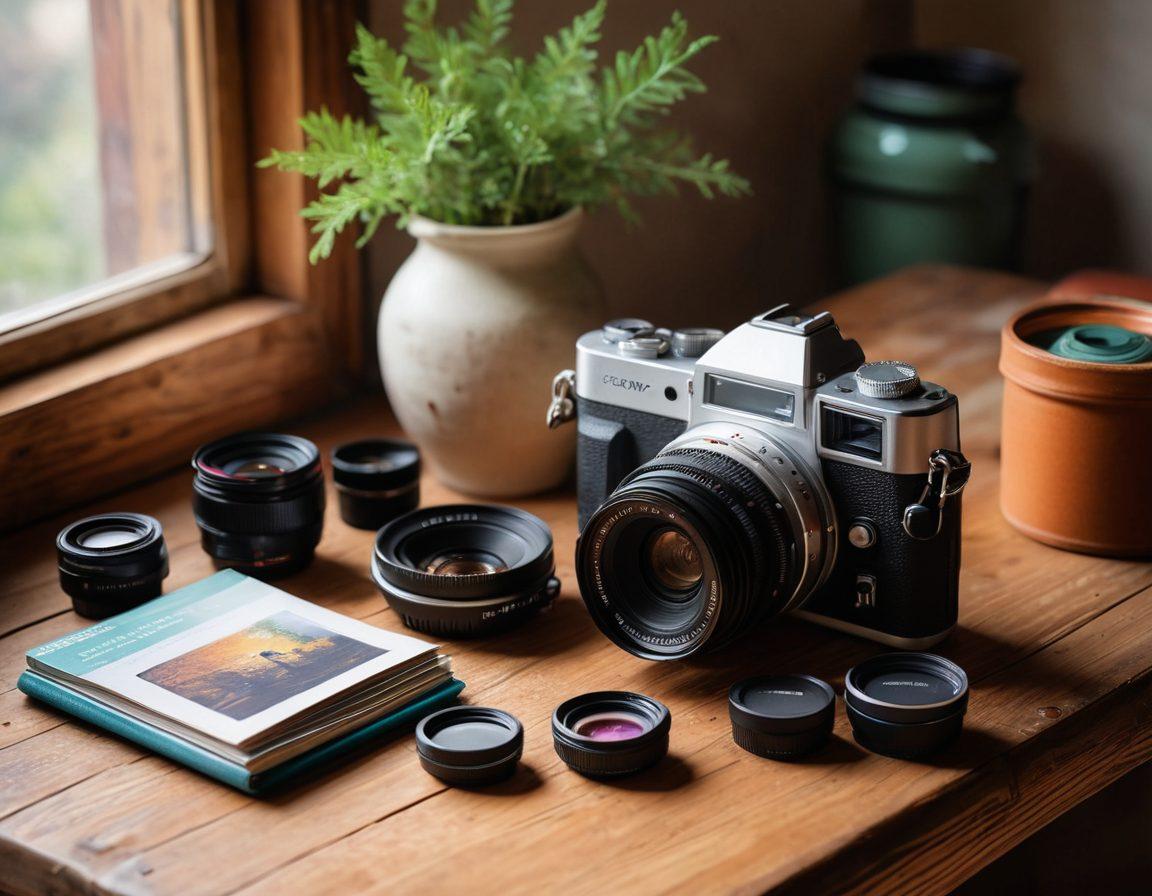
[261,0,748,497]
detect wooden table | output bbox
[2,267,1151,896]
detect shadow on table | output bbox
[593,754,696,792]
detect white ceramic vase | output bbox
[378,207,604,497]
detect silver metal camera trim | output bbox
[661,421,838,611]
[814,372,961,475]
[575,331,695,420]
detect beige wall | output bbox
[365,0,905,331]
[915,0,1152,279]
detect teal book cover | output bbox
[20,570,463,793]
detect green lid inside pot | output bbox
[1044,324,1152,364]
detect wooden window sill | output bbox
[0,297,339,533]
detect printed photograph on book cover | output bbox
[137,611,388,720]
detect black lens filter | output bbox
[552,691,670,777]
[416,706,523,786]
[372,505,559,638]
[331,438,420,530]
[844,652,969,758]
[57,513,169,618]
[728,674,836,760]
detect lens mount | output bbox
[576,423,835,660]
[373,505,559,638]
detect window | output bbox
[0,1,366,532]
[0,0,203,335]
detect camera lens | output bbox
[331,438,420,530]
[191,432,325,578]
[57,513,169,618]
[372,505,560,638]
[576,436,833,660]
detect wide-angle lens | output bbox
[373,504,559,638]
[576,445,810,660]
[191,432,325,579]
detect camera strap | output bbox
[902,449,972,541]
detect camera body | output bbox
[571,306,966,652]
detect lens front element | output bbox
[645,528,703,593]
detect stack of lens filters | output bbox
[191,433,325,578]
[372,505,559,637]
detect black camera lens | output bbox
[844,652,969,758]
[372,505,559,638]
[331,438,420,530]
[57,513,169,618]
[191,432,325,578]
[576,447,802,660]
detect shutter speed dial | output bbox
[854,361,921,399]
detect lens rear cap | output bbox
[728,674,836,760]
[844,652,969,758]
[416,706,523,786]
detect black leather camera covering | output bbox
[576,396,686,527]
[803,460,961,641]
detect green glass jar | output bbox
[828,49,1035,286]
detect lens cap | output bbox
[331,438,421,530]
[552,691,670,777]
[372,505,559,638]
[57,513,169,618]
[728,674,836,760]
[844,652,969,759]
[416,706,523,786]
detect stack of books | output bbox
[18,570,463,793]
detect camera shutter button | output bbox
[855,361,920,399]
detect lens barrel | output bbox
[576,447,798,659]
[57,513,169,618]
[331,438,420,530]
[191,433,325,578]
[372,504,559,638]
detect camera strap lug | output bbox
[547,369,577,429]
[902,449,971,540]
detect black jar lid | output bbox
[331,439,420,492]
[859,48,1022,120]
[844,652,969,758]
[552,691,670,778]
[728,674,836,760]
[415,706,523,786]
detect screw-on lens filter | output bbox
[728,674,836,760]
[416,706,523,786]
[552,691,670,777]
[844,652,969,759]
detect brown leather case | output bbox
[999,271,1152,557]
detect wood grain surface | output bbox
[2,267,1151,896]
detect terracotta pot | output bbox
[378,208,605,497]
[999,273,1152,556]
